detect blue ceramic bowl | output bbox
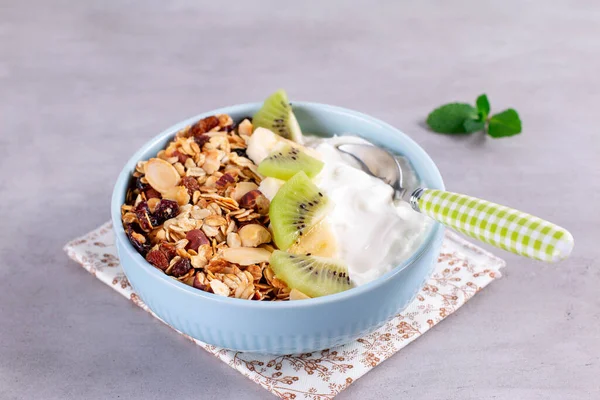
[111,102,445,354]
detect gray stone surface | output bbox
[1,0,599,399]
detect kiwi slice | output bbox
[253,89,304,143]
[258,144,324,180]
[269,171,333,250]
[269,251,353,298]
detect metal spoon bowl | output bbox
[336,143,573,263]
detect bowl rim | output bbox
[111,101,445,309]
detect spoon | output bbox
[336,143,574,262]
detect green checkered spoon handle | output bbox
[337,143,574,262]
[412,189,573,262]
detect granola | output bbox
[121,115,290,301]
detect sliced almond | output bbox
[226,232,242,248]
[290,288,311,300]
[144,158,180,193]
[210,280,230,297]
[162,185,190,206]
[204,215,227,227]
[221,247,271,266]
[202,150,220,175]
[238,224,271,247]
[238,119,253,136]
[231,182,259,202]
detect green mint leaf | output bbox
[476,94,490,120]
[488,109,522,138]
[426,103,479,134]
[463,119,485,133]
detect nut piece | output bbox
[226,232,242,248]
[289,288,311,300]
[210,279,230,297]
[231,182,258,202]
[144,158,181,193]
[221,247,271,266]
[202,150,220,175]
[238,119,253,136]
[238,224,271,247]
[162,185,190,206]
[239,190,270,215]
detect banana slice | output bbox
[288,220,338,258]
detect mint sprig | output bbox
[426,94,521,138]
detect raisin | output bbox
[159,242,177,261]
[172,150,189,164]
[190,116,219,137]
[185,229,210,251]
[153,199,179,225]
[135,177,149,191]
[232,148,247,158]
[194,134,211,148]
[181,176,201,197]
[144,188,161,199]
[215,173,236,188]
[171,258,191,277]
[146,249,168,271]
[125,224,151,255]
[134,201,156,231]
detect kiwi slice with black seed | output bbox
[253,89,304,143]
[258,143,324,180]
[269,251,354,298]
[269,171,332,250]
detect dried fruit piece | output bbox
[194,134,211,148]
[125,224,150,255]
[239,190,270,215]
[134,201,156,231]
[172,150,189,164]
[159,242,177,260]
[238,224,272,247]
[144,158,180,193]
[135,176,150,191]
[190,116,219,137]
[153,199,179,225]
[221,247,271,265]
[170,257,192,277]
[181,176,201,197]
[185,229,210,251]
[146,249,169,271]
[144,188,161,200]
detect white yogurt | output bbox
[247,129,431,286]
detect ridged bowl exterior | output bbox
[111,102,445,354]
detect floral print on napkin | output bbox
[65,222,504,399]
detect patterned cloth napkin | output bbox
[64,222,505,399]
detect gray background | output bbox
[1,0,599,399]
